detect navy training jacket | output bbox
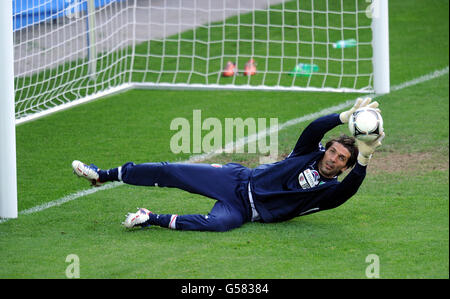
[249,113,367,223]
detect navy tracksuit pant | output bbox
[119,162,254,232]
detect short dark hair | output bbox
[325,135,359,169]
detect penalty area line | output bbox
[1,65,448,224]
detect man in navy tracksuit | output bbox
[72,98,384,232]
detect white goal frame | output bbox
[1,0,18,218]
[1,0,389,219]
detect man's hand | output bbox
[339,97,380,123]
[356,132,385,166]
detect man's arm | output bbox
[288,113,342,158]
[288,98,379,158]
[319,163,366,210]
[320,132,385,210]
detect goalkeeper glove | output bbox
[356,132,385,166]
[339,97,380,124]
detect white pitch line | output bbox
[1,66,448,224]
[0,182,123,224]
[391,66,449,91]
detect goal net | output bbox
[12,0,389,124]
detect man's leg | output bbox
[139,199,248,232]
[113,162,247,201]
[82,161,252,232]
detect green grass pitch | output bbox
[0,0,448,279]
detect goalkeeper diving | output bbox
[72,98,385,232]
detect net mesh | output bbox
[13,0,374,122]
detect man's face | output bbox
[318,142,351,178]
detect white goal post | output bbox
[1,0,18,219]
[1,0,389,218]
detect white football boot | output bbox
[123,208,152,228]
[72,160,102,187]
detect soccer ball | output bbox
[348,107,383,142]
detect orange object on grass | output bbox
[222,61,237,77]
[244,59,256,76]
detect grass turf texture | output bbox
[1,0,448,278]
